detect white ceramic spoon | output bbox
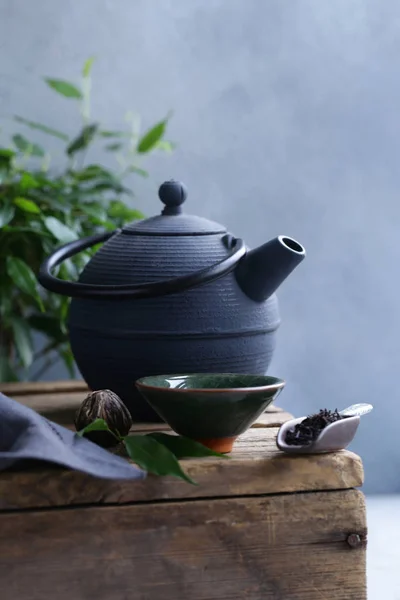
[276,403,373,455]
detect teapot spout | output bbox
[235,236,306,302]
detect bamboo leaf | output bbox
[14,116,69,141]
[60,347,75,378]
[19,172,40,190]
[14,197,41,214]
[6,257,44,311]
[107,200,143,221]
[82,56,95,78]
[73,164,116,181]
[105,143,123,152]
[12,134,45,157]
[28,314,66,342]
[128,166,149,177]
[137,120,167,153]
[10,317,33,368]
[0,148,15,159]
[67,123,98,156]
[0,348,18,382]
[99,130,130,138]
[0,203,15,227]
[45,78,82,99]
[0,148,15,172]
[155,140,176,153]
[124,435,197,485]
[44,216,78,243]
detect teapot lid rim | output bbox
[121,179,227,235]
[121,214,226,236]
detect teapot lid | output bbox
[121,180,226,236]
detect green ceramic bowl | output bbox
[135,373,285,453]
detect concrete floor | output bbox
[367,496,400,599]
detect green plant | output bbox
[0,58,173,382]
[78,418,228,484]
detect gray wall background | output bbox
[0,0,398,493]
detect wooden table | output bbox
[0,381,367,599]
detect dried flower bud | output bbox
[74,389,132,448]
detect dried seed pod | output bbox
[74,389,133,448]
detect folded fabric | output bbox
[0,392,146,481]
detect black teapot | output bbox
[38,180,306,421]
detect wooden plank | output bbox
[0,379,88,396]
[252,408,294,427]
[0,427,364,510]
[0,489,367,600]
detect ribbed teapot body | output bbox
[69,230,280,421]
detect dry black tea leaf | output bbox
[285,408,343,446]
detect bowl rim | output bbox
[135,373,286,394]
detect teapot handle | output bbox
[38,231,247,299]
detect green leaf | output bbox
[82,56,95,78]
[43,216,78,243]
[67,123,98,156]
[137,120,167,153]
[73,164,115,181]
[99,130,130,138]
[14,197,41,214]
[58,258,79,282]
[0,148,15,170]
[105,143,123,152]
[61,347,75,378]
[128,166,149,177]
[79,203,107,221]
[0,290,13,320]
[10,317,33,368]
[155,140,176,153]
[45,78,82,99]
[148,433,229,459]
[2,225,52,237]
[14,116,69,141]
[12,134,45,157]
[0,148,15,159]
[0,203,15,227]
[0,152,13,183]
[107,200,144,221]
[90,179,127,194]
[13,133,30,152]
[124,435,197,485]
[28,314,66,342]
[6,256,44,311]
[0,348,18,383]
[78,418,119,439]
[19,172,40,190]
[60,298,70,330]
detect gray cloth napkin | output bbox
[0,392,146,480]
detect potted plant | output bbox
[0,58,173,383]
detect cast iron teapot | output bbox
[38,180,306,421]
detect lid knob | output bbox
[159,180,187,215]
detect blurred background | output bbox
[0,0,398,499]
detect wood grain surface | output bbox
[0,426,364,510]
[0,489,367,600]
[0,380,367,599]
[0,379,88,396]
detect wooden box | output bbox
[0,381,367,600]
